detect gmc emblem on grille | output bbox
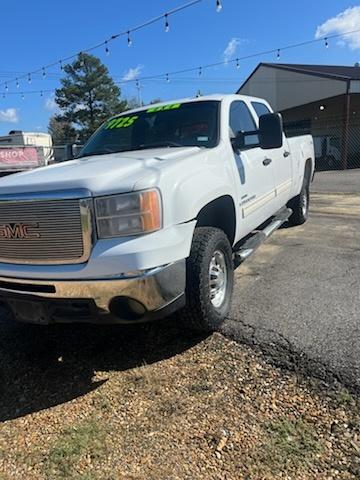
[0,223,41,240]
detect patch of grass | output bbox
[260,418,321,473]
[45,419,107,480]
[336,389,355,406]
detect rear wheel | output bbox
[287,174,310,226]
[180,227,234,333]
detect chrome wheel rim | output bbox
[209,250,227,308]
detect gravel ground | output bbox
[0,308,359,480]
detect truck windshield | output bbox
[79,100,220,157]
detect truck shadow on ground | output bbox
[0,304,204,422]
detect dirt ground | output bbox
[0,313,359,480]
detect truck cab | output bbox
[0,94,315,332]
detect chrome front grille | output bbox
[0,198,93,265]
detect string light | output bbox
[28,73,32,84]
[105,40,110,56]
[325,37,329,48]
[40,91,43,97]
[216,0,222,12]
[164,14,170,32]
[127,31,132,47]
[60,60,64,70]
[6,27,360,99]
[21,92,25,100]
[42,67,46,78]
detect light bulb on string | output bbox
[198,66,202,76]
[42,67,46,79]
[28,73,32,84]
[236,58,240,69]
[105,41,110,56]
[164,14,170,32]
[216,0,222,12]
[127,31,132,47]
[21,92,25,100]
[166,73,170,83]
[60,60,64,71]
[16,78,20,89]
[325,38,329,48]
[2,93,5,99]
[277,49,281,60]
[5,83,8,92]
[40,91,43,97]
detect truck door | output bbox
[229,101,277,237]
[250,101,292,210]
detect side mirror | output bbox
[259,113,283,150]
[231,132,245,151]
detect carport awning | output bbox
[238,63,360,111]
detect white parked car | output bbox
[0,94,314,332]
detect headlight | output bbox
[95,189,162,238]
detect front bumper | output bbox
[0,260,185,324]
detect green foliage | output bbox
[48,115,77,145]
[54,53,127,143]
[261,417,321,471]
[46,419,107,479]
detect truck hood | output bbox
[0,147,201,197]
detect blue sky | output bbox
[0,0,360,135]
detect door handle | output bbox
[263,158,272,166]
[283,150,291,158]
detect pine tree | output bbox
[48,115,77,145]
[54,53,127,142]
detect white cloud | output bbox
[315,7,360,50]
[44,96,58,111]
[122,65,144,81]
[223,38,241,63]
[0,108,19,123]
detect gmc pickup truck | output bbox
[0,94,315,332]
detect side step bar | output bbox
[234,207,292,268]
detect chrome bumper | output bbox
[0,260,186,324]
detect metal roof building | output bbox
[238,63,360,169]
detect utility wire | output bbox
[2,27,360,97]
[0,0,204,90]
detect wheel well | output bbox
[304,158,313,182]
[196,196,236,245]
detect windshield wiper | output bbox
[77,150,112,158]
[134,141,184,150]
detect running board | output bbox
[234,207,292,268]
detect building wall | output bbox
[239,66,347,111]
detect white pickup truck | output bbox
[0,94,314,332]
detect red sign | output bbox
[0,148,39,169]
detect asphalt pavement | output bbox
[223,170,360,392]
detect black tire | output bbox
[287,174,310,226]
[180,227,234,333]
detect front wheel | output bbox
[180,227,234,333]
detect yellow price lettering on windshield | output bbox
[105,116,139,129]
[147,103,181,113]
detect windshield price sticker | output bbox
[105,116,139,129]
[146,103,181,113]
